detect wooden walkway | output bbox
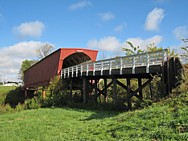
[62,49,168,78]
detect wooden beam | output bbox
[70,79,73,98]
[83,78,87,103]
[138,78,143,100]
[104,78,108,103]
[126,77,132,110]
[113,77,117,104]
[128,77,153,99]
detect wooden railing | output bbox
[61,49,168,78]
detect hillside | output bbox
[0,92,188,141]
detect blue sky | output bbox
[0,0,188,81]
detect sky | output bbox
[0,0,188,82]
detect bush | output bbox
[4,87,25,108]
[41,76,69,107]
[24,98,41,109]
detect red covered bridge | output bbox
[24,48,98,88]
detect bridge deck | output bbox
[61,49,168,78]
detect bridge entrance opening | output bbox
[62,52,91,69]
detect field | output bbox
[0,86,188,140]
[0,86,15,104]
[0,94,188,141]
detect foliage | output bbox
[19,59,37,80]
[36,43,54,59]
[147,43,163,52]
[42,76,69,107]
[122,41,144,55]
[4,87,25,108]
[0,104,13,114]
[181,47,188,55]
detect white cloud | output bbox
[145,8,165,31]
[114,23,127,32]
[69,0,92,11]
[173,26,188,40]
[87,36,163,52]
[124,35,163,50]
[87,36,121,52]
[98,12,115,21]
[87,35,163,58]
[13,21,45,38]
[0,41,48,82]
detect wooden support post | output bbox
[83,78,87,103]
[138,78,143,100]
[70,79,73,98]
[127,77,132,110]
[112,77,117,104]
[24,88,28,98]
[94,78,98,103]
[104,78,108,103]
[42,88,46,99]
[150,83,153,99]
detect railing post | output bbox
[132,56,135,74]
[120,57,123,75]
[72,67,74,77]
[86,63,89,76]
[101,61,103,75]
[81,64,83,76]
[93,63,95,76]
[76,65,78,77]
[64,69,66,78]
[109,60,112,75]
[68,68,70,78]
[163,49,168,61]
[146,53,149,73]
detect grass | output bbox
[0,86,15,104]
[0,92,188,141]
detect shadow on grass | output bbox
[81,110,119,121]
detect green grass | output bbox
[0,86,15,104]
[0,93,188,141]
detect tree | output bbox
[146,43,163,52]
[19,59,37,81]
[36,43,54,60]
[181,38,188,56]
[122,41,144,55]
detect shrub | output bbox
[4,87,25,108]
[24,98,41,109]
[42,76,69,107]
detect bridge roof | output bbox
[24,48,98,88]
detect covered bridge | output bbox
[24,48,98,89]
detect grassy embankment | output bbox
[0,84,188,140]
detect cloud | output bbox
[145,8,165,31]
[0,41,48,82]
[173,26,188,40]
[87,36,121,52]
[69,0,92,11]
[114,23,127,32]
[98,12,115,21]
[125,35,163,50]
[87,35,162,57]
[87,35,163,60]
[13,21,45,39]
